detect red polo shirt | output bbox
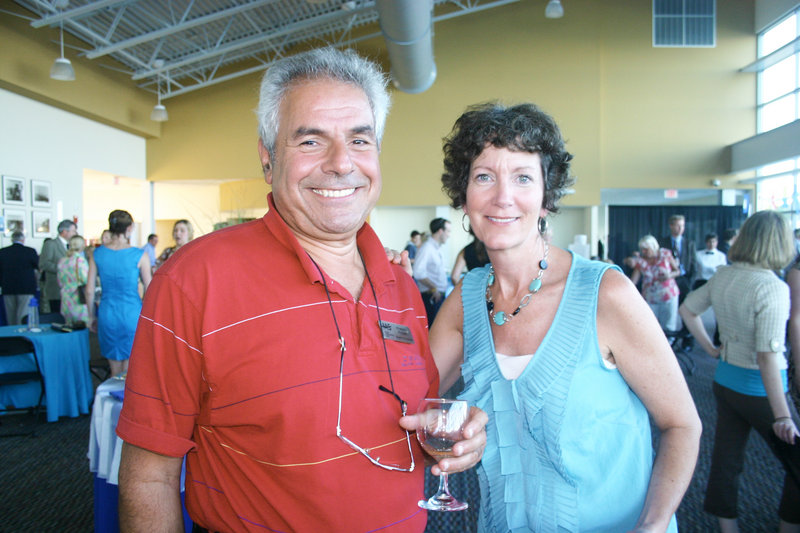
[118,195,438,532]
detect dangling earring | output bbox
[538,216,548,236]
[461,213,470,233]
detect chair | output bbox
[0,336,45,437]
[89,331,110,383]
[22,312,64,325]
[663,328,696,375]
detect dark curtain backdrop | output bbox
[608,206,748,271]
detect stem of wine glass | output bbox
[437,472,452,499]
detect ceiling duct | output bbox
[375,0,437,94]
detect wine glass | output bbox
[416,398,470,512]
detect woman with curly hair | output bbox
[431,102,701,531]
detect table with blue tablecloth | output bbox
[88,378,192,533]
[0,324,93,422]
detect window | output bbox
[755,157,800,228]
[653,0,716,47]
[756,11,799,133]
[751,9,800,227]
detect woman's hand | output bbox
[88,317,98,333]
[772,417,799,444]
[384,247,412,277]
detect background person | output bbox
[0,230,39,325]
[693,232,727,290]
[719,227,739,256]
[404,229,422,265]
[412,217,451,325]
[450,230,489,286]
[154,220,193,269]
[39,219,77,313]
[116,48,486,533]
[660,214,696,301]
[629,235,682,332]
[87,210,151,377]
[431,102,700,532]
[141,233,158,269]
[56,235,89,325]
[680,210,800,533]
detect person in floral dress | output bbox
[57,234,89,325]
[630,234,681,331]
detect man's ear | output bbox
[257,139,273,185]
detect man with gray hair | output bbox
[117,47,486,532]
[0,231,39,325]
[38,218,77,313]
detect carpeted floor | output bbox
[0,345,791,532]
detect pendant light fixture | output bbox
[545,0,564,19]
[50,21,75,81]
[151,76,168,122]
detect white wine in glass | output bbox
[416,398,469,512]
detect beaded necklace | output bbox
[485,241,549,326]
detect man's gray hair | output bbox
[11,230,24,242]
[57,219,75,234]
[256,47,391,158]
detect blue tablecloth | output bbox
[0,324,93,422]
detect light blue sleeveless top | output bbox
[459,253,678,532]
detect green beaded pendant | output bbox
[493,311,507,325]
[529,278,542,292]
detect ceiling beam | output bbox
[87,0,281,59]
[132,5,375,80]
[30,0,135,28]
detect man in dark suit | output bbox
[38,219,77,314]
[659,214,696,349]
[659,214,696,302]
[0,231,39,325]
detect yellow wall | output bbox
[2,0,756,209]
[143,0,755,208]
[0,5,159,138]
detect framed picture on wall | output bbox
[4,209,25,237]
[31,180,51,207]
[2,175,26,206]
[32,211,52,237]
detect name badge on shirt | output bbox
[379,321,415,344]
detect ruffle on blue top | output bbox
[459,254,676,533]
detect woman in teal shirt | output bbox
[430,102,701,532]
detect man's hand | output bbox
[400,405,487,475]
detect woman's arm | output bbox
[630,267,641,287]
[78,255,89,285]
[598,270,701,533]
[429,286,465,394]
[757,350,799,444]
[86,255,98,332]
[679,303,719,358]
[138,252,152,293]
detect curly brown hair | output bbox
[441,102,574,213]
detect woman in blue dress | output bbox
[430,103,702,532]
[87,210,152,377]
